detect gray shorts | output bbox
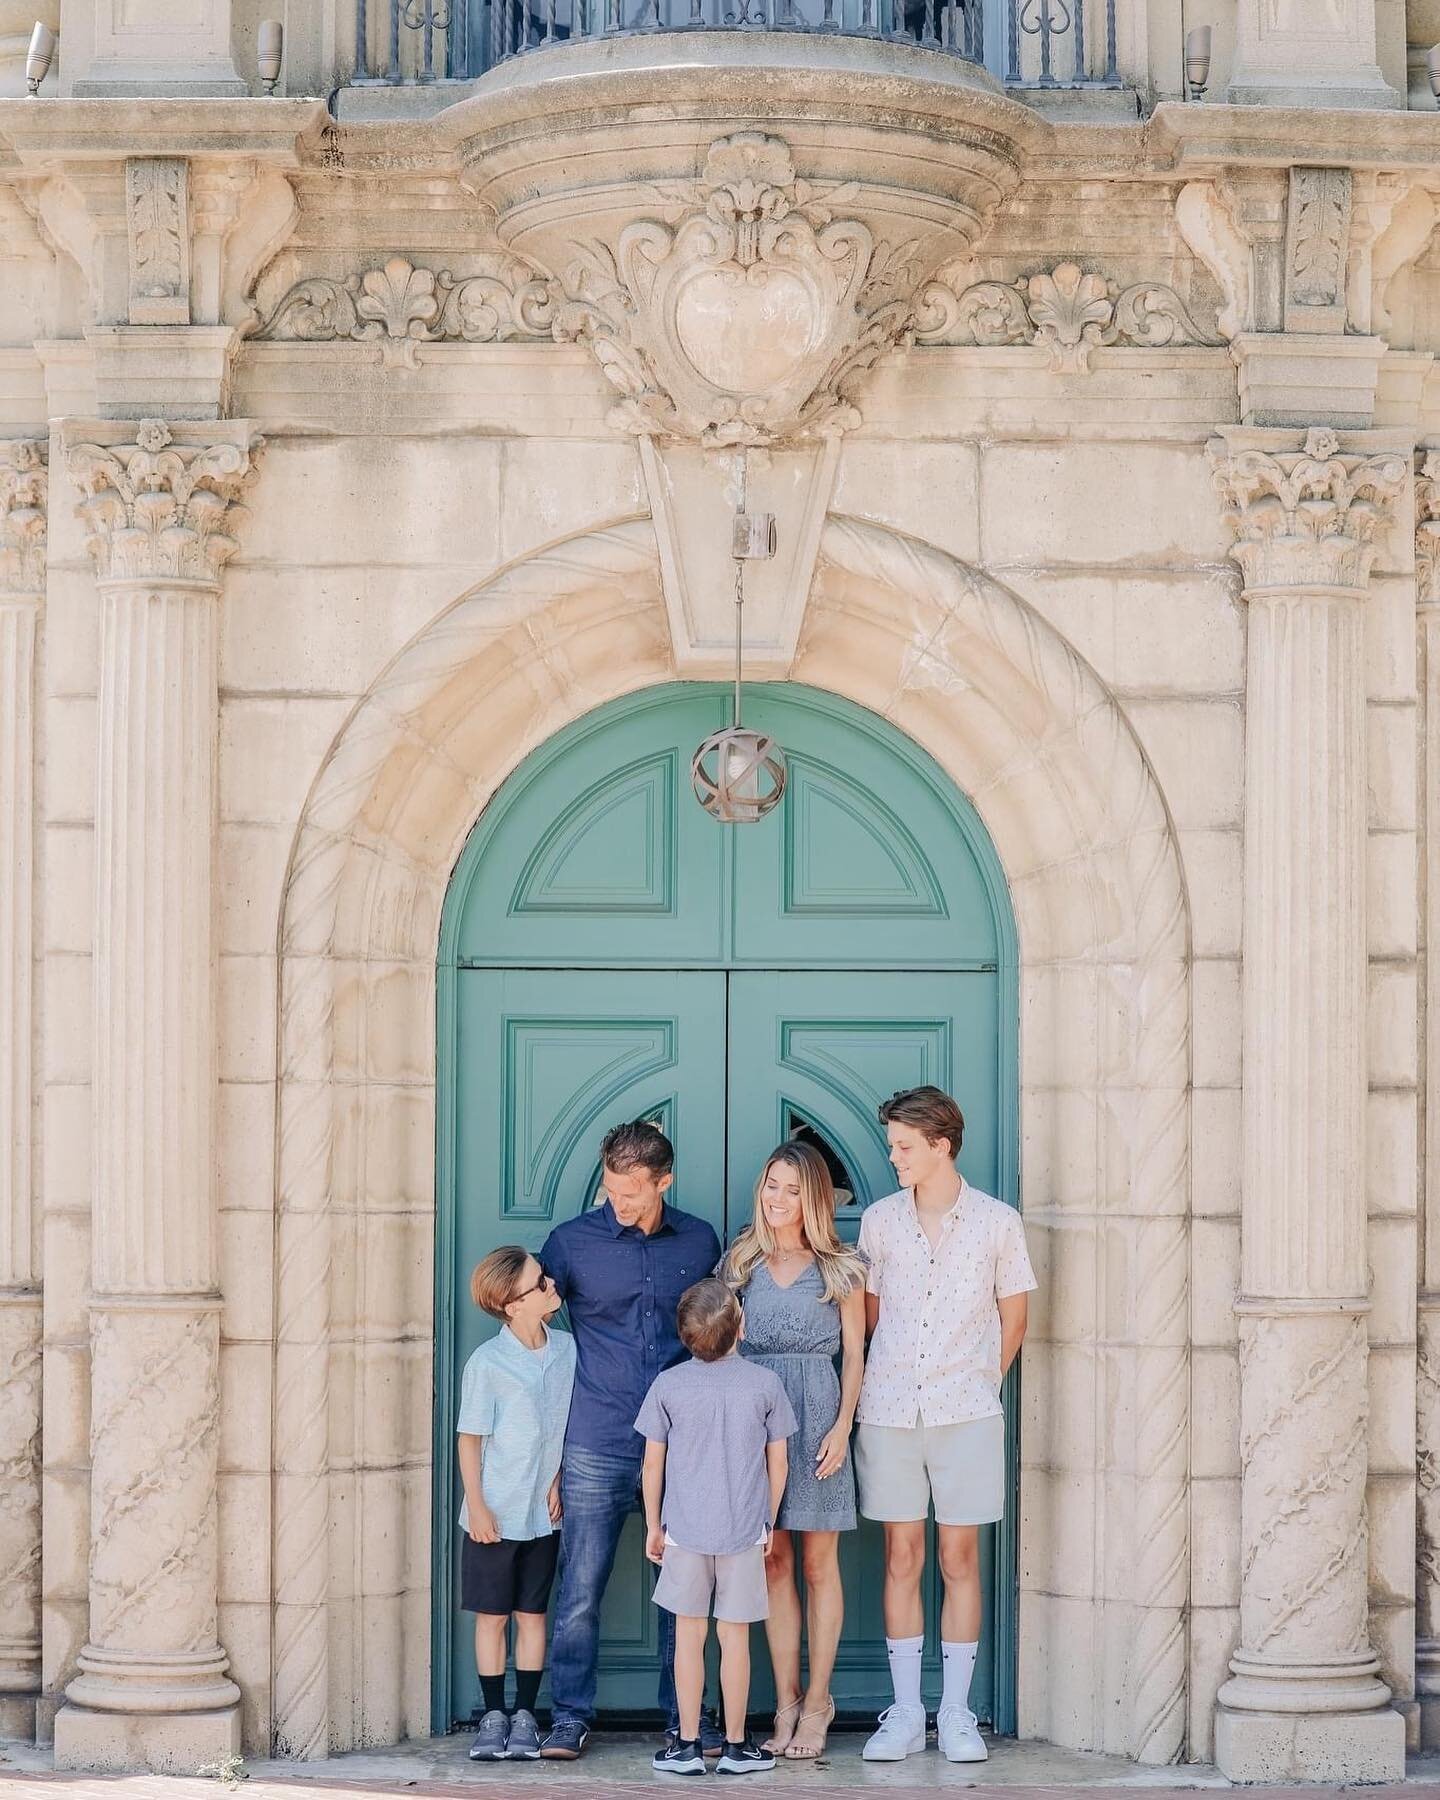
[653,1541,769,1623]
[856,1412,1005,1526]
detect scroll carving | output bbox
[0,442,47,598]
[914,261,1219,371]
[126,158,190,327]
[254,256,555,367]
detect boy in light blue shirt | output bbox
[457,1245,575,1762]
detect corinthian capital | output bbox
[0,441,48,599]
[65,419,262,587]
[1209,427,1407,594]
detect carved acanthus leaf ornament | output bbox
[255,255,555,367]
[552,132,919,446]
[0,441,47,598]
[67,421,261,587]
[1210,427,1406,592]
[1417,449,1440,607]
[914,260,1220,370]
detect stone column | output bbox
[1417,454,1440,1747]
[52,419,260,1775]
[0,441,47,1739]
[1226,0,1398,108]
[1210,426,1408,1784]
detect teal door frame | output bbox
[433,682,1020,1736]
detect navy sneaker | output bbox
[666,1708,724,1759]
[716,1735,776,1775]
[505,1708,541,1759]
[468,1709,509,1760]
[653,1736,706,1775]
[539,1715,590,1760]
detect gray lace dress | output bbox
[739,1261,857,1533]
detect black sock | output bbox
[480,1673,506,1715]
[514,1668,542,1713]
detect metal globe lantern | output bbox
[689,463,789,824]
[691,724,787,823]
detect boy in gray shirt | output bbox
[637,1279,796,1777]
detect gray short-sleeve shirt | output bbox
[634,1353,797,1555]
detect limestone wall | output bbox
[0,33,1437,1776]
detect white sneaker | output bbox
[862,1702,927,1761]
[937,1705,987,1762]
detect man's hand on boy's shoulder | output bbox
[468,1502,502,1545]
[644,1522,665,1566]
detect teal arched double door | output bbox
[434,684,1020,1735]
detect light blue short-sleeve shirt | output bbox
[456,1324,575,1540]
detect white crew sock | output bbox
[941,1640,979,1715]
[886,1636,924,1712]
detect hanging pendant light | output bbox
[690,458,787,824]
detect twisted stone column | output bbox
[1416,454,1440,1746]
[1209,427,1408,1781]
[0,441,47,1738]
[53,420,261,1774]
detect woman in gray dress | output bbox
[720,1143,865,1761]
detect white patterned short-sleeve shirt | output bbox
[856,1182,1036,1429]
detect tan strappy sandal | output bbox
[762,1698,802,1754]
[785,1697,835,1760]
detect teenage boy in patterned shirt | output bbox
[854,1086,1036,1765]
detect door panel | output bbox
[444,969,727,1729]
[732,690,1001,969]
[451,689,731,967]
[726,972,1004,1726]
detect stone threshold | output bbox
[8,1739,1440,1796]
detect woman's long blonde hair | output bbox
[721,1141,865,1306]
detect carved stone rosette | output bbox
[55,421,260,1771]
[1210,428,1406,1781]
[0,440,46,1730]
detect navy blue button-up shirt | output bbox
[541,1201,721,1460]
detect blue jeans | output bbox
[548,1445,678,1728]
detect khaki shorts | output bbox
[653,1541,769,1623]
[856,1412,1006,1526]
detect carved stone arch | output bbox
[268,515,1191,1766]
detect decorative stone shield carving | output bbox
[554,133,915,446]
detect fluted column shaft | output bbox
[1211,427,1407,1782]
[54,421,260,1772]
[0,442,47,1731]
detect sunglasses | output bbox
[511,1270,553,1304]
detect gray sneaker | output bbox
[505,1708,541,1760]
[469,1709,510,1760]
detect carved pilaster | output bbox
[54,420,259,1774]
[126,159,190,328]
[1210,428,1407,1783]
[0,441,46,1733]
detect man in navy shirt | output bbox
[538,1120,722,1761]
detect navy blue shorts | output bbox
[461,1532,560,1616]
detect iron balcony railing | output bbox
[355,0,1118,85]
